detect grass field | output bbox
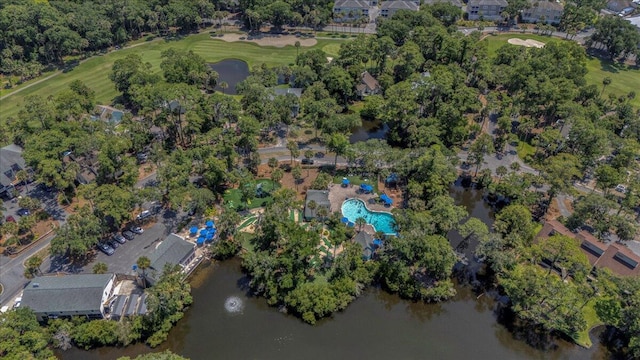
[223,179,280,210]
[0,33,345,122]
[483,33,640,108]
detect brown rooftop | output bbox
[536,220,640,277]
[359,71,380,91]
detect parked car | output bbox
[122,230,135,240]
[136,210,152,221]
[97,243,115,256]
[113,234,127,244]
[130,226,144,234]
[16,208,30,216]
[615,184,627,193]
[136,153,148,164]
[6,216,16,223]
[301,158,314,165]
[107,239,119,249]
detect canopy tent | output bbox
[360,184,373,193]
[206,220,215,228]
[341,217,349,223]
[347,221,355,227]
[342,178,350,186]
[380,194,393,205]
[373,239,384,247]
[199,228,208,235]
[189,226,198,235]
[197,236,206,246]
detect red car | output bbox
[6,216,16,223]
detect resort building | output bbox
[466,0,508,21]
[0,144,27,197]
[304,190,331,221]
[380,1,420,18]
[521,1,564,25]
[422,0,463,8]
[333,0,372,22]
[353,231,376,260]
[146,234,197,286]
[21,273,116,322]
[356,71,381,98]
[536,220,640,277]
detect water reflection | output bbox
[349,120,389,143]
[208,59,249,95]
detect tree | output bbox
[589,16,640,60]
[271,168,284,184]
[118,350,189,360]
[602,77,612,96]
[0,307,55,359]
[510,162,521,172]
[15,169,30,193]
[287,140,300,165]
[93,262,109,274]
[220,81,229,95]
[292,165,302,191]
[493,204,536,247]
[468,134,495,176]
[355,217,366,231]
[51,206,103,262]
[109,54,159,103]
[594,164,623,194]
[496,165,508,181]
[294,41,301,58]
[24,255,42,278]
[137,256,151,280]
[326,133,350,168]
[307,200,318,218]
[542,153,581,203]
[268,157,279,171]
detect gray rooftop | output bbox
[0,144,26,188]
[272,88,303,98]
[354,231,374,258]
[422,0,463,7]
[468,0,508,6]
[304,190,330,220]
[22,274,114,314]
[381,1,420,10]
[149,234,195,272]
[334,0,371,8]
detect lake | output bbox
[349,119,389,143]
[60,185,611,360]
[208,59,249,95]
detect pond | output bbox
[208,59,249,95]
[58,184,611,360]
[341,198,396,234]
[349,119,389,144]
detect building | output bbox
[380,1,420,18]
[304,190,331,221]
[92,105,125,125]
[521,1,564,25]
[0,144,27,197]
[333,0,371,22]
[269,88,303,117]
[146,234,196,285]
[62,152,99,185]
[537,220,640,277]
[422,0,463,7]
[356,71,381,98]
[607,0,636,13]
[21,274,116,321]
[466,0,508,21]
[353,231,375,259]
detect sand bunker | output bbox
[507,38,545,48]
[215,33,317,48]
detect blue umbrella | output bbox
[341,217,349,223]
[189,226,198,235]
[347,221,355,227]
[206,220,214,228]
[200,228,207,235]
[197,237,205,245]
[342,178,350,186]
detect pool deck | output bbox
[328,183,395,214]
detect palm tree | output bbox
[25,255,42,278]
[220,81,228,95]
[601,77,612,96]
[304,150,314,176]
[271,168,284,185]
[295,41,301,58]
[307,200,317,218]
[355,217,366,231]
[287,140,299,165]
[496,166,508,182]
[316,206,329,224]
[292,165,302,191]
[137,256,151,287]
[92,262,108,274]
[16,170,29,193]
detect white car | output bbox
[615,184,627,193]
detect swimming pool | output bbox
[341,199,396,235]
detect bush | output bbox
[72,320,119,349]
[340,34,347,38]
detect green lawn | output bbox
[223,179,280,210]
[332,172,379,193]
[0,33,345,122]
[573,299,603,348]
[516,140,536,162]
[483,33,640,108]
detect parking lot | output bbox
[80,222,168,275]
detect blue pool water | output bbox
[341,199,396,234]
